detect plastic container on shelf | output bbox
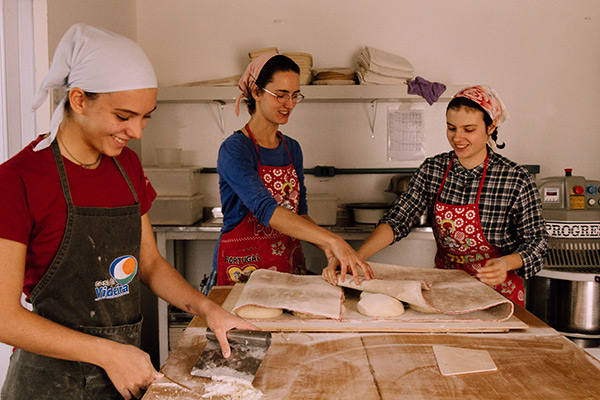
[306,194,337,225]
[144,166,202,197]
[148,194,204,225]
[155,148,182,167]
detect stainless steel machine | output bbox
[527,169,600,347]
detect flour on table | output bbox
[201,376,263,400]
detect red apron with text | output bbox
[432,155,525,306]
[217,128,306,285]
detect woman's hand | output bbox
[322,256,341,285]
[477,258,508,286]
[270,208,373,285]
[325,236,373,285]
[100,342,163,399]
[203,303,259,358]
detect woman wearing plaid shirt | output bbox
[324,86,548,306]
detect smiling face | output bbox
[68,87,157,158]
[446,106,495,169]
[253,70,300,126]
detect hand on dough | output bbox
[477,257,508,286]
[321,256,340,285]
[322,255,373,286]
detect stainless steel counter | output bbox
[152,215,433,240]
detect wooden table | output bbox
[143,288,600,399]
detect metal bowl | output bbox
[347,203,391,224]
[527,271,600,346]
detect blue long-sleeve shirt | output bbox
[204,130,307,293]
[217,130,307,231]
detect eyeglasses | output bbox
[262,87,305,104]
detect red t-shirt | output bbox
[0,136,157,297]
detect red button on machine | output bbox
[573,185,585,195]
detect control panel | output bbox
[537,169,600,239]
[537,168,600,210]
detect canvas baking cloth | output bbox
[232,270,344,320]
[338,262,514,321]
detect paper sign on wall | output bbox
[387,109,425,161]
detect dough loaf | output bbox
[357,293,405,318]
[235,305,283,319]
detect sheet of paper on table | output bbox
[433,345,498,376]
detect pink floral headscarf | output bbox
[234,52,278,116]
[452,85,510,127]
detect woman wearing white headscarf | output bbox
[0,24,255,399]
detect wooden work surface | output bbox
[144,287,600,400]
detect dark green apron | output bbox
[2,140,143,399]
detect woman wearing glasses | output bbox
[204,53,373,293]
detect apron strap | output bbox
[51,138,139,205]
[435,155,455,202]
[475,154,489,205]
[51,139,74,207]
[245,124,293,167]
[435,153,489,205]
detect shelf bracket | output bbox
[214,100,226,138]
[368,99,378,139]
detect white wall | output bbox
[47,0,137,50]
[134,0,599,206]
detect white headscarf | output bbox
[32,23,157,151]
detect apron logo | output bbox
[110,255,138,284]
[94,255,138,301]
[227,265,257,283]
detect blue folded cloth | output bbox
[407,76,447,105]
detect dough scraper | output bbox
[190,328,272,382]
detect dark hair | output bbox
[446,96,505,149]
[64,91,99,114]
[245,55,300,115]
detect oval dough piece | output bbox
[408,303,439,314]
[357,293,404,318]
[235,305,283,319]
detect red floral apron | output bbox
[432,155,524,306]
[216,126,306,285]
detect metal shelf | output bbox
[157,84,466,104]
[155,83,466,136]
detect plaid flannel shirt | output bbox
[380,148,548,279]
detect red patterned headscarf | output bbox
[452,85,509,127]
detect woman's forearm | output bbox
[357,223,395,260]
[269,206,339,248]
